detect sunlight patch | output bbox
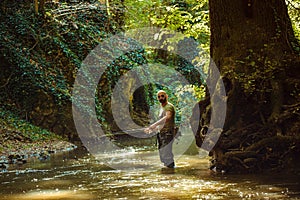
[11,190,94,200]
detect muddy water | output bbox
[0,144,299,200]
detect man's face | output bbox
[157,93,167,104]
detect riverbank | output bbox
[0,137,76,166]
[0,128,76,171]
[0,108,77,171]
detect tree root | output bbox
[212,135,300,174]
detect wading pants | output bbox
[157,130,174,167]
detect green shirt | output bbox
[159,102,175,132]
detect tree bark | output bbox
[192,0,300,173]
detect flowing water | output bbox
[0,139,299,200]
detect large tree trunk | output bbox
[192,0,300,173]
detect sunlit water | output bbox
[0,140,299,200]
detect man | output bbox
[144,90,175,168]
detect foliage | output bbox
[174,84,206,123]
[95,41,148,125]
[0,1,113,117]
[0,9,69,106]
[108,0,210,126]
[0,0,299,137]
[222,0,300,97]
[228,49,280,94]
[124,0,210,49]
[287,0,300,49]
[0,1,153,134]
[122,1,209,83]
[0,107,60,141]
[144,64,205,125]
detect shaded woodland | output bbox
[0,0,299,173]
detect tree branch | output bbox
[0,72,13,88]
[286,0,300,11]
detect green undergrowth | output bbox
[0,1,113,111]
[0,107,62,142]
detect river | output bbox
[0,139,299,200]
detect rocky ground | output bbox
[0,128,77,171]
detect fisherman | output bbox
[144,90,175,168]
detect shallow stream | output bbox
[0,139,299,200]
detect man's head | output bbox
[157,90,168,104]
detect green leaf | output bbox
[250,61,256,67]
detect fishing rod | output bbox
[109,128,157,138]
[117,128,146,133]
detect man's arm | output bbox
[144,111,172,133]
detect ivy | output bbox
[0,1,116,118]
[0,107,59,141]
[230,48,284,97]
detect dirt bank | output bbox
[0,128,76,171]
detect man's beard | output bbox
[159,98,166,104]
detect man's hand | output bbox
[144,124,156,134]
[144,127,152,134]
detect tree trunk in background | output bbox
[34,0,39,15]
[192,0,300,173]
